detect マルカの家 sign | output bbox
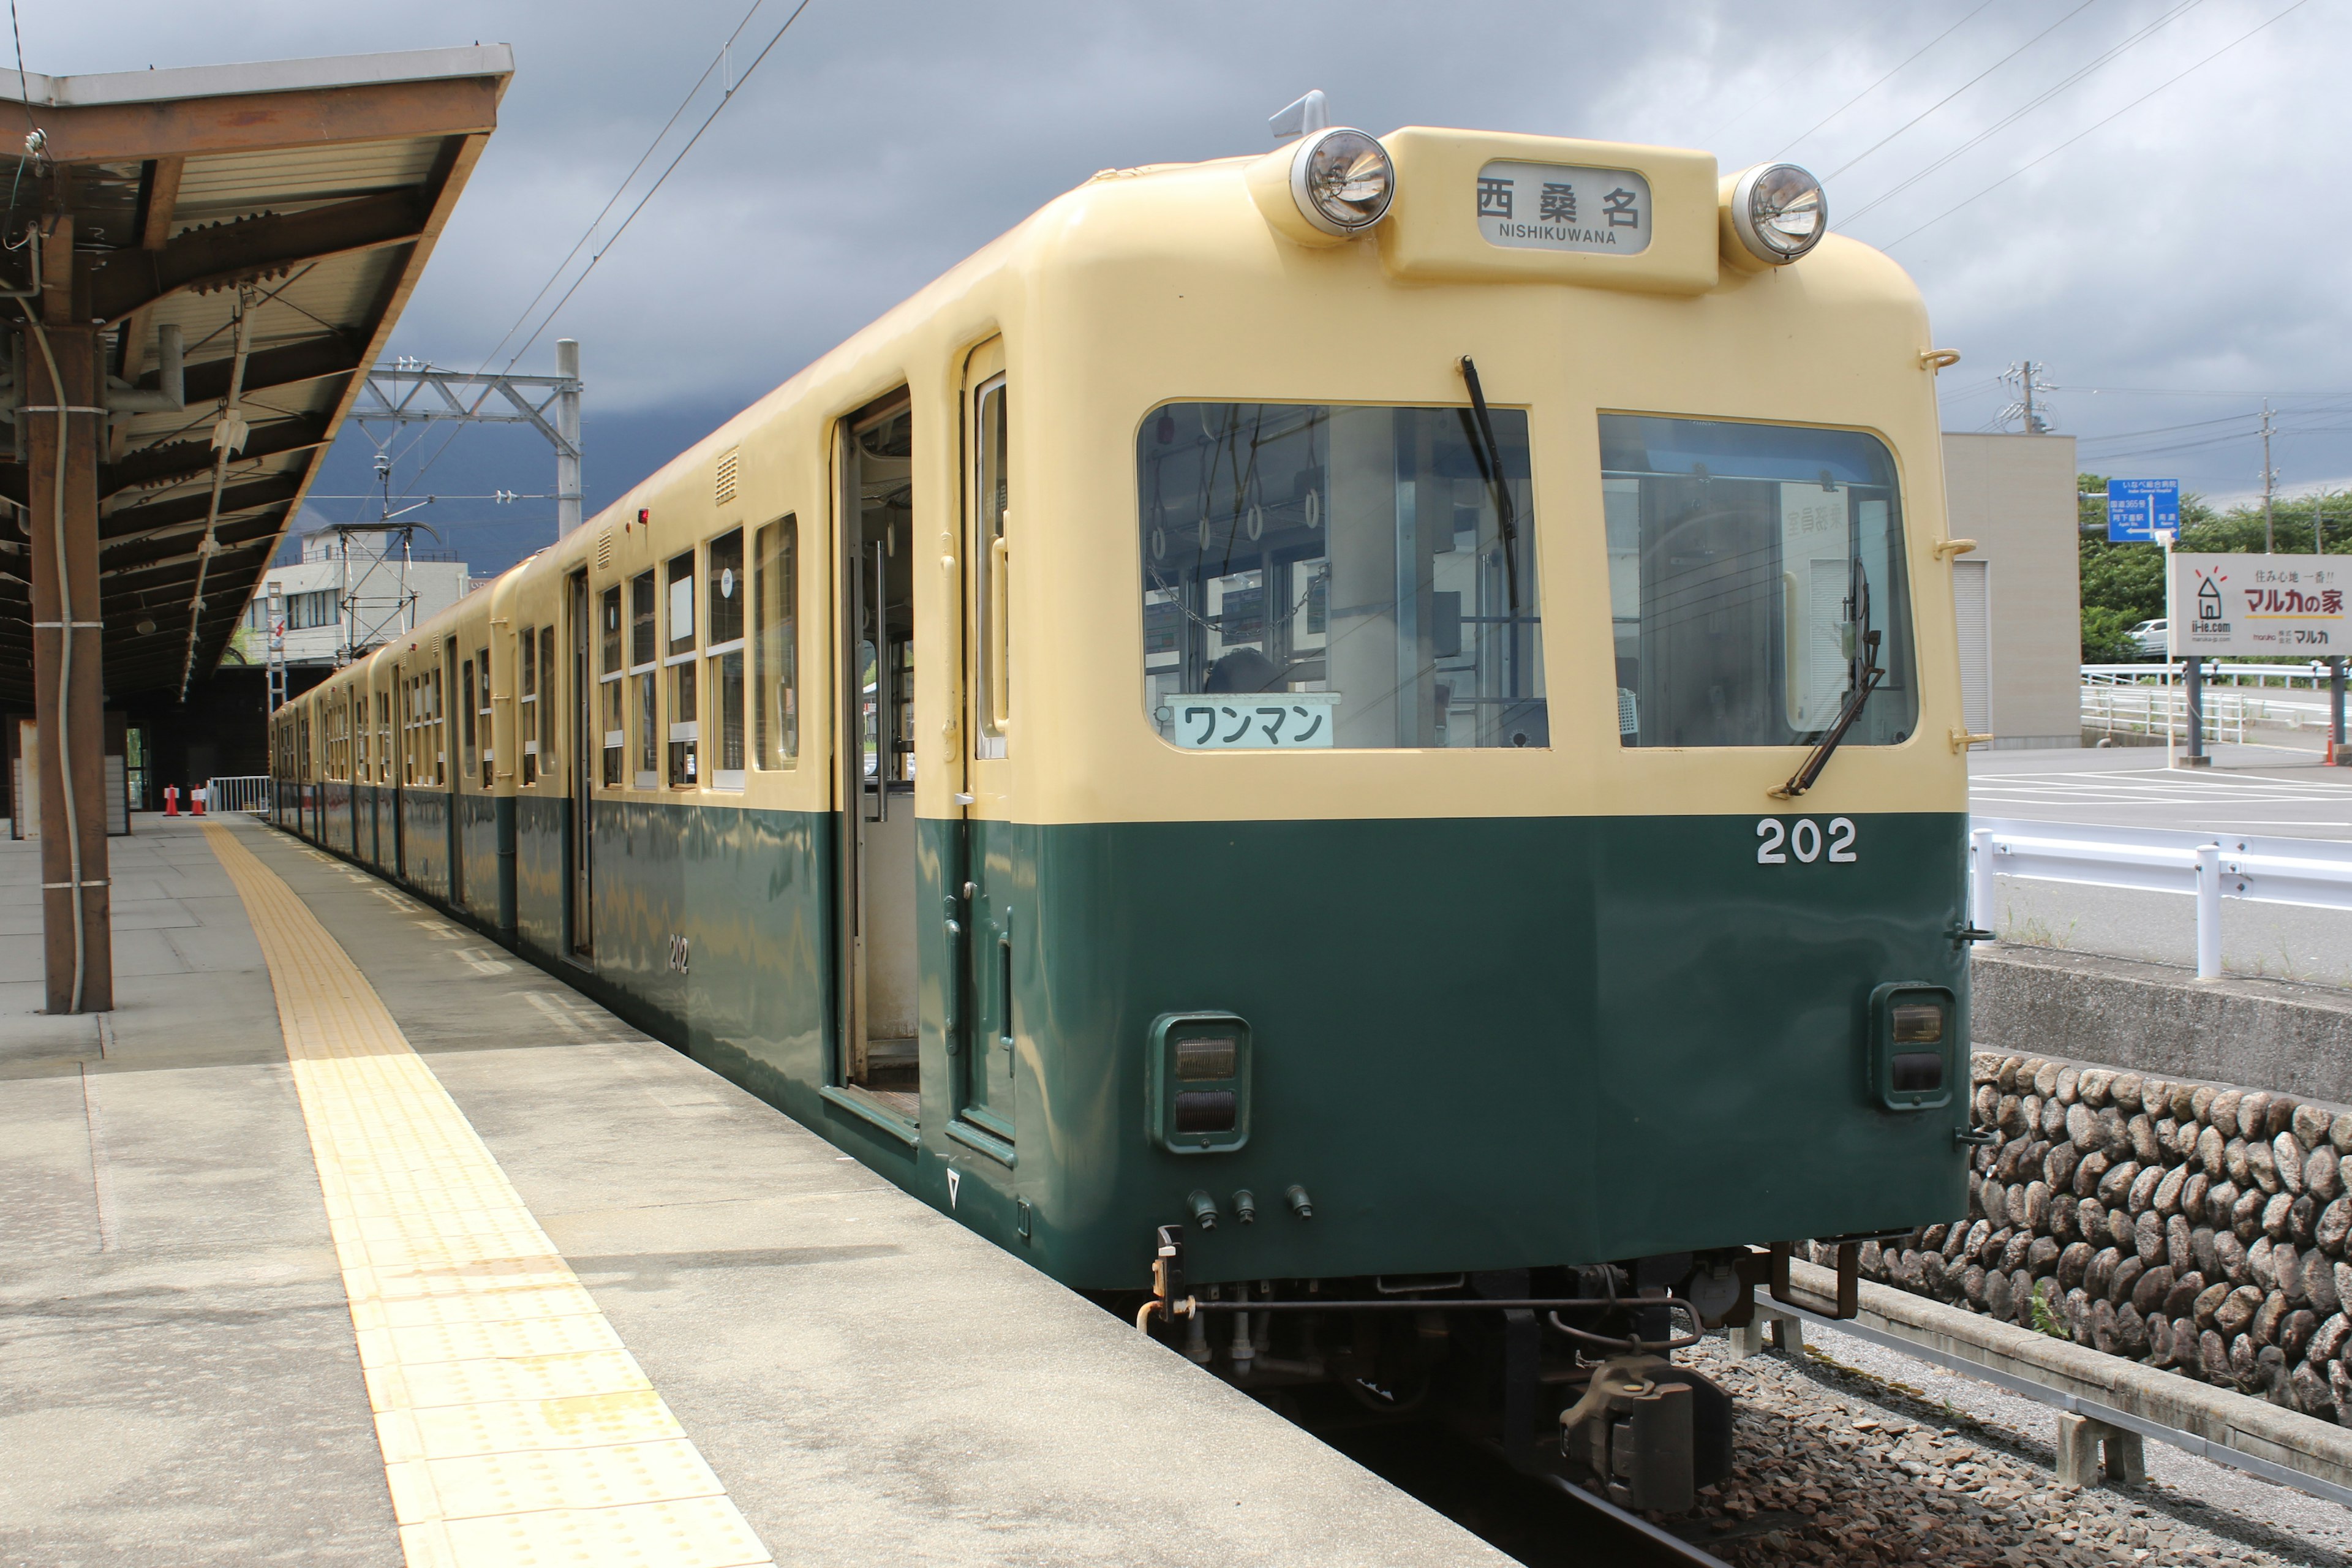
[2169,552,2348,655]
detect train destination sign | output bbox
[2169,552,2346,655]
[1475,161,1651,254]
[2106,477,2179,543]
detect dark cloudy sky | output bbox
[36,0,2347,573]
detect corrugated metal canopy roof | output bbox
[1,45,511,703]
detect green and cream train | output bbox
[271,118,1976,1507]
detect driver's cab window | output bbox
[1137,401,1544,750]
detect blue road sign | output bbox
[2108,478,2181,543]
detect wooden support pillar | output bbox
[24,303,111,1013]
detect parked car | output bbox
[2132,619,2168,658]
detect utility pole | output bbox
[2000,361,2052,435]
[2262,401,2276,553]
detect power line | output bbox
[1880,0,2316,251]
[1775,1,1999,157]
[1825,0,2100,180]
[1841,0,2207,226]
[398,0,817,500]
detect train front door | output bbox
[951,341,1016,1147]
[833,393,921,1126]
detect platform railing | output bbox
[1969,816,2352,979]
[206,775,272,814]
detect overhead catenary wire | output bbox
[1774,1,1999,158]
[1880,0,2317,251]
[1824,0,2101,181]
[398,0,816,503]
[1840,0,2208,227]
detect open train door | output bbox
[949,338,1017,1153]
[832,392,924,1129]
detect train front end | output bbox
[1000,121,1972,1505]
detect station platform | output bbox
[0,813,1507,1567]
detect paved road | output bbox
[1970,743,2352,984]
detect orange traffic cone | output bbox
[191,787,205,816]
[163,786,178,816]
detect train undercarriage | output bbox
[1123,1232,1868,1514]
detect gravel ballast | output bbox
[1673,1333,2351,1567]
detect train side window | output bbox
[1599,415,1915,749]
[1137,402,1544,749]
[477,646,494,788]
[538,627,557,788]
[666,550,699,786]
[973,377,1009,758]
[631,571,658,788]
[600,584,625,786]
[707,529,745,790]
[753,516,799,767]
[519,626,539,786]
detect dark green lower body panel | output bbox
[284,797,1970,1294]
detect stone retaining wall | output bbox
[1838,1050,2352,1423]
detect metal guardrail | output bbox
[205,775,272,814]
[2083,661,2342,690]
[1751,1269,2352,1508]
[2079,682,2255,744]
[1970,817,2352,979]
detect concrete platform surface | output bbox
[0,815,1510,1567]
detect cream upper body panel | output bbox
[1006,151,1963,826]
[341,127,1965,827]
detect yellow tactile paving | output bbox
[201,823,774,1568]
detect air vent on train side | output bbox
[716,446,740,505]
[596,527,614,571]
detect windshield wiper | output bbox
[1770,568,1883,801]
[1457,356,1521,621]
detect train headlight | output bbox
[1291,127,1395,236]
[1725,163,1827,265]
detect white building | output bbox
[239,528,473,667]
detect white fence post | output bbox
[1970,828,1997,938]
[2195,843,2222,980]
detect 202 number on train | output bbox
[1756,817,1857,865]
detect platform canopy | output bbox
[0,45,513,703]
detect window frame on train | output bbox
[599,583,625,788]
[630,570,659,789]
[1135,398,1546,752]
[706,527,747,791]
[753,514,799,771]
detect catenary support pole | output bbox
[23,293,112,1012]
[556,338,582,536]
[2195,843,2222,981]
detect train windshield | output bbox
[1137,402,1544,751]
[1600,415,1916,750]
